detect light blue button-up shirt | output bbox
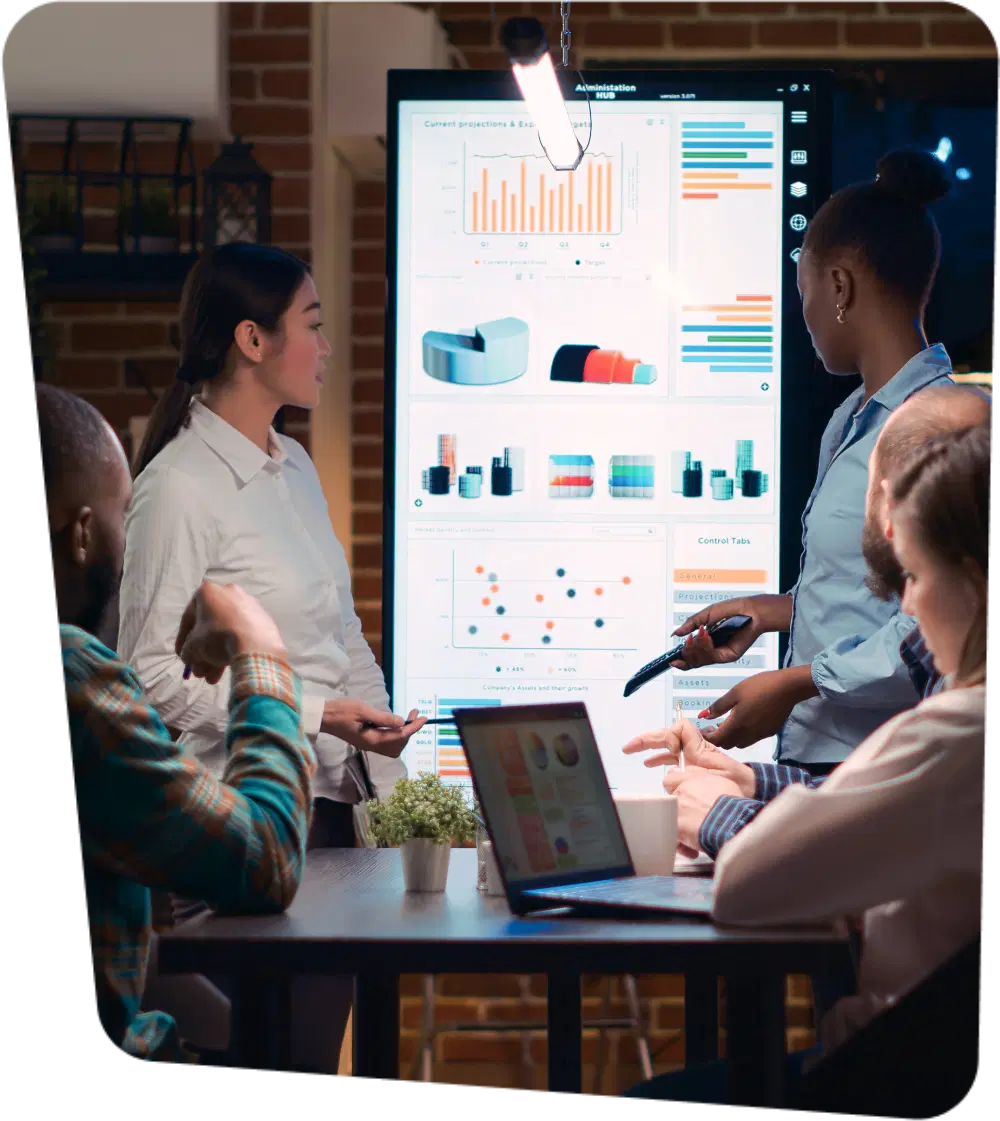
[778,344,953,765]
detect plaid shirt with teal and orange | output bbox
[62,624,315,1061]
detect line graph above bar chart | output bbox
[464,143,626,236]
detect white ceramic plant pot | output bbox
[400,838,451,892]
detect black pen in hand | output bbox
[359,716,451,730]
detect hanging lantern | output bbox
[202,136,272,246]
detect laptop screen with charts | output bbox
[454,703,635,908]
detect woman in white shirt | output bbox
[120,242,424,1071]
[624,423,988,1107]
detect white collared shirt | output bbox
[118,398,403,802]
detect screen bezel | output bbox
[454,702,636,914]
[383,67,834,702]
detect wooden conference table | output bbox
[158,849,848,1103]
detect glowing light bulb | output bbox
[502,17,583,172]
[512,52,583,172]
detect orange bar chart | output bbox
[466,153,621,235]
[681,161,775,201]
[681,295,774,328]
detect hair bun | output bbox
[875,148,951,207]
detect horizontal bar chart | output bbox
[679,294,775,384]
[680,117,776,202]
[431,698,502,781]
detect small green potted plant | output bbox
[366,773,477,892]
[119,182,180,253]
[24,178,76,252]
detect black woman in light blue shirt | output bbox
[672,149,957,775]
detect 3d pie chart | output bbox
[422,317,530,386]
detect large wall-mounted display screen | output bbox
[386,70,831,792]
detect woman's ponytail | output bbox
[133,377,195,478]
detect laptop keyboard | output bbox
[530,876,711,903]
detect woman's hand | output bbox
[321,701,428,757]
[700,665,818,750]
[669,594,793,670]
[623,717,756,798]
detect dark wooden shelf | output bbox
[36,250,198,301]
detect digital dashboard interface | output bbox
[386,70,830,792]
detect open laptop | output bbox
[453,702,714,918]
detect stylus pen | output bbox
[360,716,453,730]
[674,701,685,771]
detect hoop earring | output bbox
[836,305,846,325]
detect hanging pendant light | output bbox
[501,6,583,173]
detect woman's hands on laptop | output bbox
[623,717,756,797]
[321,701,427,756]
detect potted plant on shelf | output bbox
[24,178,76,252]
[366,773,477,892]
[119,183,180,253]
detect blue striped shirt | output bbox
[699,624,942,858]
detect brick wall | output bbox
[39,2,314,456]
[432,2,995,65]
[396,972,814,1092]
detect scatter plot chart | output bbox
[450,547,645,650]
